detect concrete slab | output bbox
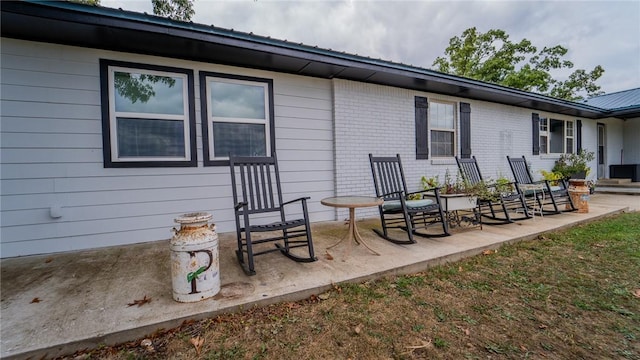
[1,193,638,359]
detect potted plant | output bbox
[539,169,564,186]
[551,151,595,180]
[420,170,481,212]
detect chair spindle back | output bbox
[369,154,408,201]
[230,156,283,214]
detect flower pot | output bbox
[429,193,478,212]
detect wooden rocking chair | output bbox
[369,154,450,244]
[455,156,531,224]
[229,155,316,275]
[507,156,576,215]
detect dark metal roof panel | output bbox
[584,88,640,110]
[2,0,637,120]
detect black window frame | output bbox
[99,59,197,168]
[199,72,276,166]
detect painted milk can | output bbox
[170,212,220,302]
[567,179,590,213]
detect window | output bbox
[100,60,196,167]
[200,72,274,166]
[539,116,574,154]
[429,101,456,157]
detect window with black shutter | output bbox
[460,102,471,158]
[415,96,429,159]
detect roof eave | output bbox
[0,1,611,119]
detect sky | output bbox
[101,0,640,96]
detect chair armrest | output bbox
[408,186,441,197]
[282,196,310,206]
[234,201,248,211]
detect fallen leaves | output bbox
[404,339,433,355]
[190,336,204,355]
[354,323,363,335]
[482,249,494,255]
[456,326,470,336]
[633,289,640,298]
[30,297,41,304]
[127,295,152,307]
[325,251,334,260]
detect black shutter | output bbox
[460,102,471,158]
[532,113,540,155]
[415,96,429,159]
[576,119,582,154]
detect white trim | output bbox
[428,100,457,158]
[204,76,271,161]
[538,114,574,155]
[107,65,191,162]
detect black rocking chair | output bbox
[455,156,531,224]
[507,155,576,215]
[369,154,450,244]
[229,155,317,275]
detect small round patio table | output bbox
[320,196,383,257]
[519,183,546,219]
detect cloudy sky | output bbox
[101,0,639,96]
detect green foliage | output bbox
[540,169,564,185]
[551,151,595,179]
[433,27,605,100]
[421,170,514,202]
[114,72,176,104]
[152,0,195,21]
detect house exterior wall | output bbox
[0,38,335,258]
[623,117,640,164]
[597,118,626,174]
[332,79,610,220]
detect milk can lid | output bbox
[174,212,212,224]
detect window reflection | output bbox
[213,122,266,157]
[117,118,185,157]
[211,82,265,119]
[114,72,184,115]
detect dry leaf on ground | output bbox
[190,337,204,355]
[127,295,151,307]
[30,297,41,303]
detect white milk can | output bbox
[170,212,220,302]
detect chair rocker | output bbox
[369,154,450,245]
[507,155,576,215]
[455,156,531,224]
[229,155,316,276]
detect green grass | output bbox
[61,212,640,360]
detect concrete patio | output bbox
[1,193,638,359]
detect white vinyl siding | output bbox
[0,38,334,257]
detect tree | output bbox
[152,0,195,22]
[432,27,604,101]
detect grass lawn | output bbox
[62,212,639,359]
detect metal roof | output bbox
[2,0,638,119]
[583,88,640,115]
